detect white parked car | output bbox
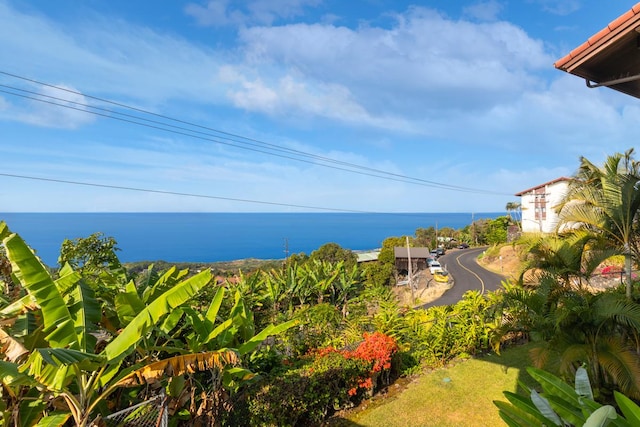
[429,261,443,274]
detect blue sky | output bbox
[1,0,638,213]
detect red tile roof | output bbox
[555,3,640,70]
[515,177,571,197]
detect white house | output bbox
[515,177,570,233]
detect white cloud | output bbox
[185,0,322,27]
[0,2,228,108]
[0,85,95,129]
[233,7,553,127]
[3,0,640,213]
[535,0,581,16]
[0,1,554,135]
[219,67,410,129]
[463,1,504,22]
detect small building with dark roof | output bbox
[394,247,431,274]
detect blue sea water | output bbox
[1,212,502,266]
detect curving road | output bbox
[421,247,505,309]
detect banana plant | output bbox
[494,365,640,426]
[303,259,341,305]
[0,221,226,426]
[333,262,362,317]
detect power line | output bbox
[0,87,488,191]
[0,70,511,196]
[0,173,370,213]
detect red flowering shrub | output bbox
[307,345,340,358]
[342,332,398,396]
[347,331,397,373]
[240,332,399,425]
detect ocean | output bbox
[1,212,502,266]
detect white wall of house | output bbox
[517,178,569,233]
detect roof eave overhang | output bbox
[554,3,640,99]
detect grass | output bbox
[330,343,537,427]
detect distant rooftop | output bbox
[515,177,570,197]
[393,247,431,258]
[356,250,380,263]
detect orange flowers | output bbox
[312,332,398,398]
[346,332,397,374]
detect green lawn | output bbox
[330,343,536,427]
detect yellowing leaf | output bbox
[116,350,239,387]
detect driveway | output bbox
[421,247,506,309]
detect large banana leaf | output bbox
[62,270,100,353]
[114,280,145,325]
[53,263,82,295]
[0,294,37,319]
[494,397,554,426]
[616,391,640,425]
[530,389,563,425]
[102,269,212,362]
[182,307,209,339]
[142,266,189,303]
[115,349,239,387]
[18,388,48,427]
[33,348,104,368]
[583,406,619,427]
[20,348,104,391]
[159,307,185,334]
[238,319,297,355]
[0,360,35,386]
[527,367,581,406]
[204,286,225,323]
[35,413,71,427]
[2,228,78,349]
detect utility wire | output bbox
[2,173,504,218]
[0,87,484,191]
[0,173,370,213]
[1,82,500,193]
[0,85,474,192]
[0,70,511,196]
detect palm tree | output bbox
[516,231,616,290]
[536,290,640,399]
[499,281,640,399]
[505,201,522,230]
[557,149,640,299]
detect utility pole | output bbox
[283,238,289,270]
[406,236,415,302]
[471,212,476,245]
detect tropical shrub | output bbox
[498,279,640,400]
[0,222,296,426]
[289,302,344,355]
[309,242,358,269]
[403,290,503,366]
[495,365,640,426]
[236,332,399,426]
[0,221,232,426]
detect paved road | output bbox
[421,247,506,309]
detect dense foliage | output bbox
[10,146,640,426]
[493,149,640,425]
[495,365,640,426]
[0,217,516,426]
